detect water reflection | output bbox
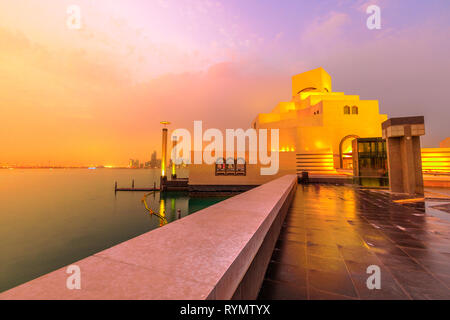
[141,192,168,226]
[0,169,227,293]
[159,199,166,227]
[143,191,229,227]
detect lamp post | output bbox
[160,121,170,190]
[172,136,177,179]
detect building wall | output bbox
[189,153,296,186]
[440,137,450,148]
[322,99,387,166]
[255,68,387,169]
[292,67,332,95]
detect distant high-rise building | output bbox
[150,151,158,168]
[129,159,140,168]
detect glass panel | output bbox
[344,106,350,114]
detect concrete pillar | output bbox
[161,128,168,178]
[160,125,169,191]
[382,116,425,195]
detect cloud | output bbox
[351,0,390,13]
[303,11,350,41]
[1,0,449,166]
[0,25,290,165]
[304,22,450,147]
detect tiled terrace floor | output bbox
[258,185,450,300]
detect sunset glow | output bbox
[1,0,449,166]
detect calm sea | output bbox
[0,168,227,293]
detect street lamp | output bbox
[160,121,171,179]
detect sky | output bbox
[0,0,449,166]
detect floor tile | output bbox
[308,269,358,298]
[258,280,307,300]
[265,262,307,287]
[258,185,450,300]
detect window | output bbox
[236,158,246,175]
[215,158,225,175]
[344,105,350,114]
[352,106,358,114]
[215,157,246,176]
[225,157,236,175]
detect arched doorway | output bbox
[339,135,359,169]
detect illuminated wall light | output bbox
[421,149,450,173]
[303,159,334,162]
[422,158,450,162]
[314,141,325,149]
[422,162,450,165]
[299,92,321,100]
[297,152,336,172]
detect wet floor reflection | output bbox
[258,184,450,300]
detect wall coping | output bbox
[0,175,297,300]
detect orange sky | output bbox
[1,1,449,166]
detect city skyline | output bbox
[1,0,449,166]
[1,150,163,168]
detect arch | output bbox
[236,157,246,175]
[225,157,236,175]
[339,134,360,168]
[236,157,246,164]
[226,157,235,165]
[215,157,225,175]
[344,105,350,114]
[297,87,317,94]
